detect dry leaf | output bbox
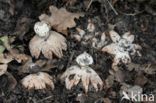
[18,58,40,74]
[143,64,156,75]
[0,36,11,50]
[0,54,13,64]
[0,64,7,76]
[5,72,17,90]
[103,98,112,103]
[39,5,84,35]
[0,50,29,76]
[18,58,55,74]
[14,17,32,40]
[29,31,67,59]
[9,49,29,63]
[127,63,156,75]
[21,72,54,90]
[105,75,114,88]
[134,72,148,86]
[0,54,13,76]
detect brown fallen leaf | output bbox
[134,71,148,86]
[0,54,13,76]
[103,98,112,103]
[0,71,17,91]
[5,72,17,90]
[127,63,156,75]
[9,49,30,63]
[63,0,77,6]
[39,5,84,35]
[18,58,55,74]
[142,64,156,75]
[105,75,114,89]
[0,49,29,76]
[18,58,39,74]
[108,69,126,83]
[0,54,13,64]
[14,17,32,40]
[0,64,8,76]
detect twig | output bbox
[118,10,144,16]
[86,0,93,11]
[106,0,118,15]
[37,96,53,103]
[66,51,75,68]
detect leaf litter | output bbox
[0,0,156,103]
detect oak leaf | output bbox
[39,5,84,35]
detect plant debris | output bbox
[39,5,84,35]
[0,0,156,102]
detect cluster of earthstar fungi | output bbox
[21,13,142,93]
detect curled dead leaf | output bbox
[9,49,30,63]
[18,58,55,74]
[143,64,156,75]
[0,54,13,76]
[0,64,7,76]
[0,54,13,64]
[39,5,84,35]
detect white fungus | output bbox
[61,52,103,93]
[102,30,141,70]
[29,21,67,59]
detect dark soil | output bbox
[0,0,156,103]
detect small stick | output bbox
[37,96,53,103]
[106,0,118,15]
[66,51,75,68]
[86,0,93,11]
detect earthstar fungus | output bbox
[102,30,141,70]
[29,21,67,59]
[61,52,103,93]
